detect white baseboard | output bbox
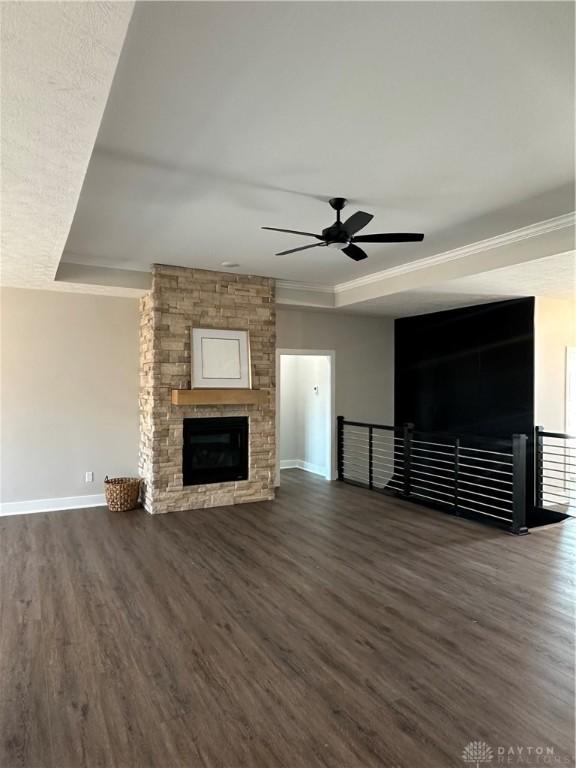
[0,493,107,517]
[280,459,329,478]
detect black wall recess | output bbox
[394,298,536,522]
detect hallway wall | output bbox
[276,307,394,425]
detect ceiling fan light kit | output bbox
[262,198,424,261]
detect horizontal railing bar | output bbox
[342,470,369,480]
[372,467,400,477]
[372,457,402,469]
[412,438,454,449]
[411,453,455,465]
[411,442,455,453]
[539,458,576,469]
[412,464,454,480]
[411,457,455,469]
[455,495,513,514]
[343,441,401,454]
[458,488,513,511]
[413,430,513,448]
[411,446,456,458]
[372,461,404,471]
[454,454,512,466]
[371,444,404,454]
[541,447,576,455]
[456,486,514,505]
[343,439,403,454]
[343,450,401,463]
[411,461,455,475]
[379,478,404,489]
[342,460,369,473]
[457,446,514,458]
[540,430,576,440]
[456,504,512,522]
[542,490,572,501]
[344,472,368,482]
[343,448,370,458]
[342,420,396,431]
[371,443,404,452]
[411,468,457,482]
[409,475,454,492]
[342,467,368,477]
[411,491,453,507]
[458,469,513,485]
[412,483,454,499]
[458,478,513,495]
[458,462,513,475]
[542,483,576,493]
[373,474,400,484]
[542,483,576,491]
[342,457,368,469]
[541,465,576,474]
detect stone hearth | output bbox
[139,265,276,514]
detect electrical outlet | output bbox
[85,471,94,483]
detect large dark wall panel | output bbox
[394,298,535,438]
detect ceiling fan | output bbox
[262,197,424,261]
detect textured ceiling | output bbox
[64,1,575,284]
[352,251,576,317]
[1,2,134,288]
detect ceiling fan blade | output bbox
[262,227,322,239]
[275,242,325,256]
[353,233,425,243]
[342,211,374,236]
[342,244,368,261]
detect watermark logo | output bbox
[462,741,494,767]
[461,742,568,765]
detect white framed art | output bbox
[191,328,251,389]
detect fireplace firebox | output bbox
[183,417,249,486]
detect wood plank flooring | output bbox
[1,469,574,768]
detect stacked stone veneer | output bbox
[139,265,276,514]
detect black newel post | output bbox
[368,426,374,489]
[534,425,543,510]
[403,423,414,497]
[512,433,529,535]
[337,416,344,481]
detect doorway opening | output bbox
[276,350,335,485]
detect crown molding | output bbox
[276,279,334,293]
[333,212,575,294]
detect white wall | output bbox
[279,355,300,461]
[534,297,576,432]
[276,307,394,425]
[0,287,139,509]
[279,355,330,476]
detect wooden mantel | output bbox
[171,389,268,406]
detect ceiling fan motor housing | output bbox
[322,222,350,244]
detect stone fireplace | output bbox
[139,265,276,514]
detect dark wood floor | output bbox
[1,470,574,768]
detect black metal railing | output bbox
[337,417,528,535]
[535,426,576,515]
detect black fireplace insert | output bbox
[183,417,249,486]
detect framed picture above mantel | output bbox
[191,328,251,389]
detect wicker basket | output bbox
[104,476,141,512]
